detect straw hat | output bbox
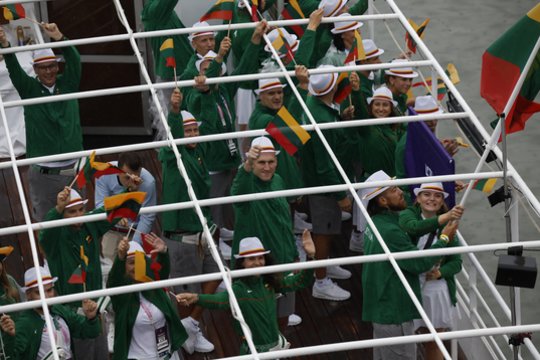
[308,65,338,96]
[413,182,449,198]
[32,48,60,66]
[367,86,398,107]
[234,237,270,259]
[22,266,58,292]
[318,0,349,17]
[188,21,216,42]
[181,110,201,127]
[414,95,444,115]
[65,188,88,209]
[264,28,299,56]
[385,59,418,78]
[331,13,363,34]
[254,78,287,95]
[362,39,384,59]
[250,136,280,155]
[195,50,227,74]
[0,246,14,262]
[362,170,393,201]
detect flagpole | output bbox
[68,172,80,189]
[227,18,232,38]
[459,34,540,207]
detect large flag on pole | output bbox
[481,3,540,134]
[200,0,234,21]
[265,106,310,155]
[405,18,430,54]
[404,121,455,207]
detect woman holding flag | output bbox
[107,236,187,360]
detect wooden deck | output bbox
[0,148,465,359]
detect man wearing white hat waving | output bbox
[0,266,100,359]
[361,170,458,360]
[0,23,83,222]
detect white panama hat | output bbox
[414,95,444,115]
[385,59,419,78]
[254,78,287,95]
[22,266,58,292]
[367,86,398,107]
[331,13,363,34]
[413,182,449,198]
[234,237,270,259]
[362,170,393,201]
[308,65,338,96]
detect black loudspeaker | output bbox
[495,254,538,289]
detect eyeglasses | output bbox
[35,63,59,72]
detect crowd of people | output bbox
[0,0,467,359]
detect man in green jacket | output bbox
[0,23,83,222]
[0,266,101,360]
[361,170,458,360]
[39,187,115,359]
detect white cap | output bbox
[362,170,393,201]
[188,21,216,42]
[254,78,286,95]
[181,110,201,127]
[264,28,299,56]
[414,95,444,115]
[250,136,280,155]
[234,237,270,259]
[308,65,338,96]
[32,48,60,65]
[195,50,227,74]
[362,39,384,59]
[331,13,362,34]
[413,182,449,198]
[385,59,419,78]
[318,0,349,17]
[65,188,88,209]
[367,86,398,107]
[22,266,58,291]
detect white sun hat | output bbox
[308,65,338,96]
[32,48,60,65]
[254,78,287,95]
[22,266,58,292]
[65,188,88,209]
[234,237,270,259]
[250,136,280,155]
[331,13,363,34]
[195,50,227,74]
[385,59,419,78]
[318,0,349,17]
[362,170,393,201]
[181,110,201,127]
[367,86,398,107]
[414,95,444,115]
[413,182,449,198]
[362,39,384,59]
[188,21,216,42]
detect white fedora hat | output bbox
[362,39,384,59]
[331,13,363,34]
[234,237,270,259]
[65,188,88,209]
[250,136,280,155]
[22,266,58,292]
[318,0,349,17]
[362,170,393,201]
[181,110,201,127]
[413,182,449,198]
[308,65,338,96]
[254,78,287,95]
[367,86,398,107]
[195,50,227,74]
[385,59,418,78]
[414,95,444,115]
[32,48,60,66]
[188,21,216,42]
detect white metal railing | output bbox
[0,0,538,359]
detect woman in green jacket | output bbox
[398,182,464,360]
[107,235,188,360]
[176,231,315,355]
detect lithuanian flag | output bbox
[68,246,89,285]
[265,106,310,155]
[134,251,153,283]
[76,151,125,188]
[481,3,540,134]
[200,0,234,21]
[271,29,294,62]
[333,72,352,104]
[405,18,429,54]
[2,4,26,21]
[159,38,176,68]
[413,63,460,100]
[281,0,305,37]
[472,178,497,193]
[344,30,366,63]
[104,192,146,223]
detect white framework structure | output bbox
[0,0,539,359]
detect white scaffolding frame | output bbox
[0,0,539,359]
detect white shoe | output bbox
[327,265,352,280]
[220,227,234,240]
[341,211,352,221]
[294,212,312,234]
[194,328,215,353]
[219,238,232,260]
[349,230,364,252]
[312,278,351,301]
[288,314,302,326]
[295,234,306,262]
[181,318,196,354]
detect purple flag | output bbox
[404,120,455,207]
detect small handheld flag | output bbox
[333,72,352,104]
[472,178,497,193]
[75,151,125,189]
[412,63,460,100]
[200,0,234,21]
[271,29,294,63]
[68,265,86,285]
[159,38,176,68]
[344,30,366,63]
[104,192,147,223]
[141,233,163,280]
[281,0,305,38]
[265,106,311,155]
[2,4,26,21]
[405,18,430,54]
